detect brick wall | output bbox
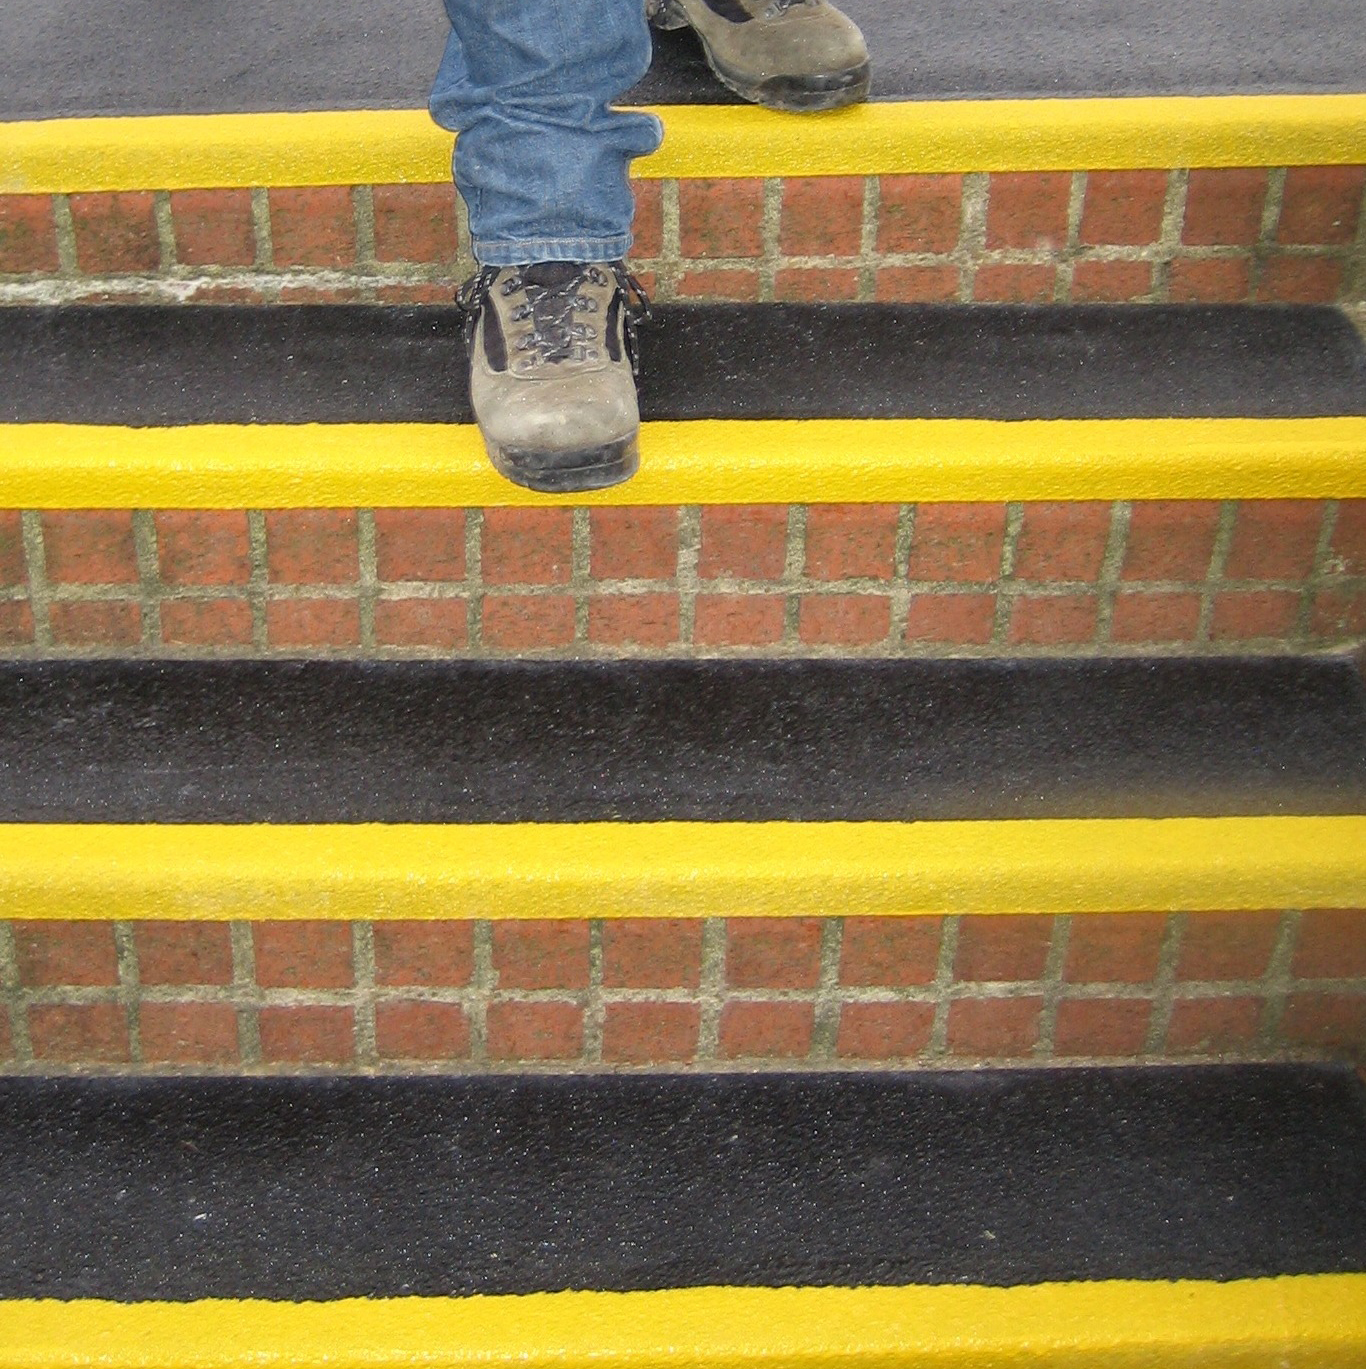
[2,501,1362,655]
[2,910,1363,1070]
[2,167,1363,306]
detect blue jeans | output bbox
[430,0,664,266]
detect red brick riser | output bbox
[1,502,1363,654]
[1,912,1363,1069]
[1,168,1363,306]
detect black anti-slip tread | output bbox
[1,1066,1364,1301]
[1,656,1364,823]
[1,0,1362,118]
[4,304,1365,426]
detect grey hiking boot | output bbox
[650,0,869,112]
[457,261,650,494]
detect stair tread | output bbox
[1,0,1362,120]
[5,304,1364,426]
[2,657,1363,823]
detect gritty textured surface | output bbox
[3,304,1364,425]
[0,0,1363,118]
[0,1066,1363,1298]
[0,657,1363,821]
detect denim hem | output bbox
[472,234,634,266]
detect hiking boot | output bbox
[650,0,869,111]
[457,261,650,494]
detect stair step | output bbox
[4,302,1364,507]
[1,1066,1364,1366]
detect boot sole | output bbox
[487,436,640,495]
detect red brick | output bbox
[1168,257,1252,303]
[13,922,118,986]
[727,918,823,989]
[1224,501,1324,581]
[375,1001,471,1060]
[1328,501,1366,575]
[1008,593,1097,645]
[276,285,367,304]
[0,511,23,585]
[603,920,703,988]
[907,504,1006,582]
[841,917,941,986]
[254,922,354,989]
[631,180,662,257]
[956,916,1052,982]
[160,598,253,647]
[69,192,159,273]
[135,923,234,985]
[141,1003,239,1064]
[836,1003,935,1059]
[798,594,890,645]
[780,177,863,256]
[1183,169,1269,246]
[373,922,475,986]
[43,511,138,584]
[1064,914,1166,983]
[1167,996,1262,1053]
[268,187,356,267]
[1279,993,1366,1054]
[182,284,268,305]
[481,594,575,648]
[28,1003,129,1062]
[972,264,1055,303]
[374,282,459,305]
[1276,166,1365,246]
[1209,590,1300,641]
[0,601,34,647]
[602,1003,700,1063]
[1109,591,1203,643]
[371,184,456,263]
[0,195,58,272]
[1071,260,1152,303]
[718,1001,814,1059]
[1053,998,1151,1056]
[1079,171,1168,246]
[1295,909,1366,978]
[258,1006,355,1063]
[589,593,680,647]
[676,268,761,300]
[590,508,677,581]
[374,509,466,581]
[266,510,357,585]
[169,189,255,267]
[1257,257,1344,304]
[694,594,786,646]
[699,506,788,580]
[946,997,1042,1057]
[904,592,996,644]
[1013,503,1110,582]
[804,505,898,580]
[266,598,360,647]
[773,268,861,301]
[156,511,251,586]
[878,175,962,253]
[874,265,960,301]
[1178,910,1284,981]
[50,600,142,647]
[493,921,589,990]
[1311,588,1366,638]
[374,599,468,648]
[679,179,765,258]
[986,173,1071,249]
[487,1001,583,1060]
[1122,502,1220,581]
[0,1011,10,1062]
[482,508,572,585]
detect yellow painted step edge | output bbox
[3,1275,1366,1369]
[2,816,1363,920]
[4,95,1366,194]
[4,417,1365,508]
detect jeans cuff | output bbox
[472,233,635,266]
